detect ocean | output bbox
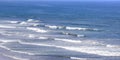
[0,1,120,60]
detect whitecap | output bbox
[27,19,34,22]
[106,44,120,48]
[0,25,16,28]
[38,37,49,39]
[9,21,19,24]
[70,57,87,60]
[28,34,36,38]
[32,24,40,27]
[0,39,18,43]
[26,27,48,33]
[0,45,11,50]
[27,19,39,22]
[45,25,100,31]
[66,27,87,30]
[66,27,99,31]
[54,38,82,43]
[45,25,65,29]
[19,21,28,25]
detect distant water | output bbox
[0,1,120,60]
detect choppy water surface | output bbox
[0,1,120,60]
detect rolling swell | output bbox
[0,19,120,60]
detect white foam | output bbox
[45,24,100,31]
[70,57,87,60]
[106,44,120,48]
[26,27,47,33]
[16,41,120,56]
[45,25,99,31]
[0,45,11,50]
[0,44,34,56]
[1,41,35,55]
[0,25,16,28]
[54,38,82,43]
[46,25,58,29]
[66,27,98,31]
[83,40,102,45]
[9,21,19,24]
[77,35,85,37]
[45,25,64,29]
[38,37,49,39]
[0,20,119,57]
[19,22,27,25]
[32,24,40,27]
[66,27,86,30]
[11,50,35,55]
[28,34,36,38]
[27,19,34,22]
[60,46,120,56]
[3,54,29,60]
[0,40,18,43]
[27,19,39,22]
[1,33,13,36]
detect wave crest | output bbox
[45,25,100,31]
[26,27,48,33]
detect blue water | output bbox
[0,1,120,60]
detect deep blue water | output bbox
[0,1,120,60]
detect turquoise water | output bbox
[0,1,120,60]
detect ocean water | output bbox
[0,1,120,60]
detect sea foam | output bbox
[45,25,65,29]
[15,40,120,56]
[66,27,99,31]
[0,25,16,28]
[3,54,29,60]
[61,32,85,37]
[5,40,120,56]
[54,38,82,43]
[26,27,47,33]
[45,25,100,31]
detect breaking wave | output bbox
[26,27,48,33]
[61,32,85,37]
[0,19,119,59]
[44,25,101,31]
[0,25,16,28]
[54,38,82,43]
